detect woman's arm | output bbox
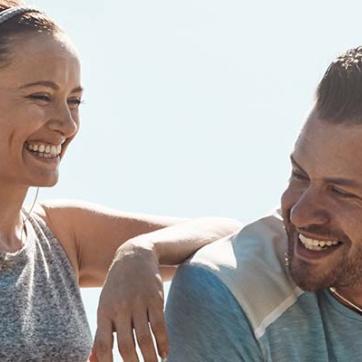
[92,219,241,362]
[37,199,241,286]
[36,199,186,286]
[36,199,241,362]
[115,216,243,280]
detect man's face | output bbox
[281,115,362,291]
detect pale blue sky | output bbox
[27,0,362,359]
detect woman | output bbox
[0,2,241,362]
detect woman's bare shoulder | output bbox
[32,200,86,281]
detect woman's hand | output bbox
[87,216,241,361]
[90,241,168,362]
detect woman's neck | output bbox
[0,183,28,252]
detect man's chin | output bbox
[289,262,333,292]
[292,278,325,292]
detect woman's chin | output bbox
[29,175,59,188]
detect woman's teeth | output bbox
[299,234,341,251]
[26,143,62,158]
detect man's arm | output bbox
[166,264,263,362]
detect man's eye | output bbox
[291,169,308,180]
[330,186,356,198]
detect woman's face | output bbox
[0,31,82,188]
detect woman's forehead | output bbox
[0,32,81,88]
[9,31,78,60]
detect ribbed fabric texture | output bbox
[0,212,92,362]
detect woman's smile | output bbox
[23,144,61,168]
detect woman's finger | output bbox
[93,317,114,362]
[114,316,139,362]
[133,309,158,362]
[148,304,169,359]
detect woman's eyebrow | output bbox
[19,81,83,93]
[20,80,59,90]
[72,86,83,93]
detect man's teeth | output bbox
[299,234,341,251]
[26,143,62,157]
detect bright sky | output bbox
[28,0,362,359]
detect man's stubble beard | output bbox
[286,229,362,291]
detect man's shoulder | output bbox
[188,211,286,270]
[187,211,289,283]
[186,212,303,336]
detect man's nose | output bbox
[289,187,329,229]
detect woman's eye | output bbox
[67,98,83,109]
[27,94,51,102]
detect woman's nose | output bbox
[47,102,79,137]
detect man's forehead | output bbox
[296,116,362,150]
[292,117,362,181]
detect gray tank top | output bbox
[0,212,93,361]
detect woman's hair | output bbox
[315,46,362,124]
[0,0,62,66]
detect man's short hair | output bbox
[316,46,362,124]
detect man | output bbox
[165,47,362,361]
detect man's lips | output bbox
[294,232,344,261]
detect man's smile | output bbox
[298,234,342,250]
[293,231,344,261]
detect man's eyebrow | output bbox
[19,81,83,93]
[325,177,362,188]
[290,155,307,173]
[290,155,362,188]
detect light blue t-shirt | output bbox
[165,213,362,361]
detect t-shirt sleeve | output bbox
[165,264,264,362]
